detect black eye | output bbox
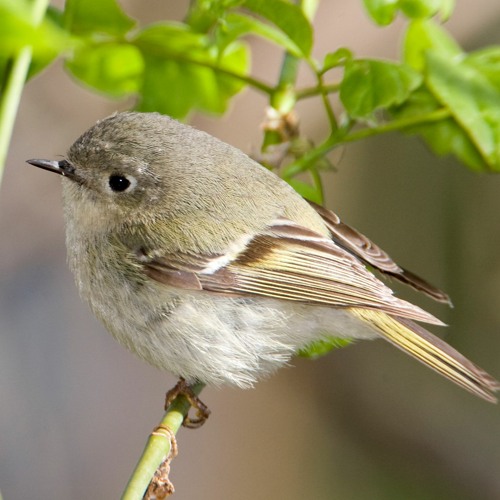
[108,175,131,192]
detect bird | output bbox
[27,112,499,416]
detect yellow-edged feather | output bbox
[349,308,499,402]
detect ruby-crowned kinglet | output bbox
[27,112,499,402]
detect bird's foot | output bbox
[164,378,210,428]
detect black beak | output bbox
[26,159,75,177]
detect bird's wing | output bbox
[137,217,499,402]
[309,201,451,304]
[138,218,442,325]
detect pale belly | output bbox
[85,277,378,387]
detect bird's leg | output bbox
[164,378,210,428]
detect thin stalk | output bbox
[309,166,324,204]
[151,53,275,95]
[195,60,274,95]
[278,52,301,89]
[122,382,206,499]
[339,108,451,144]
[296,82,340,100]
[273,0,321,105]
[317,73,337,131]
[0,0,50,183]
[282,108,451,179]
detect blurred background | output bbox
[1,1,500,499]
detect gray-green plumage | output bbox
[66,112,329,252]
[27,112,499,400]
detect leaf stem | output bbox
[207,64,274,95]
[275,0,321,101]
[317,74,338,131]
[278,53,300,89]
[296,82,340,100]
[122,382,206,499]
[340,108,451,144]
[161,54,275,95]
[0,0,50,184]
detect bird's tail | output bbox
[350,308,500,403]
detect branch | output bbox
[338,108,451,145]
[122,382,205,499]
[282,108,452,179]
[296,82,340,100]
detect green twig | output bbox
[0,0,50,184]
[278,52,301,89]
[122,382,206,499]
[317,73,338,131]
[339,108,451,144]
[0,50,32,175]
[309,167,324,204]
[263,0,322,149]
[195,60,274,95]
[282,108,452,179]
[272,0,321,108]
[296,82,340,100]
[276,0,320,91]
[150,53,275,95]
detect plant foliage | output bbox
[3,0,500,173]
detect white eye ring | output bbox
[107,174,138,193]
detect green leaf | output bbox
[298,337,352,359]
[213,40,249,100]
[364,0,454,24]
[242,0,313,56]
[135,23,207,54]
[437,0,455,21]
[466,47,500,89]
[138,59,206,117]
[133,23,249,117]
[392,88,488,171]
[426,51,500,170]
[403,19,461,72]
[218,12,303,57]
[362,0,399,26]
[65,43,144,97]
[320,47,353,75]
[399,0,455,19]
[0,1,67,80]
[287,178,322,204]
[399,0,441,19]
[340,59,422,118]
[0,1,67,54]
[64,0,135,36]
[46,4,64,27]
[187,0,244,32]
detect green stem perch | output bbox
[0,0,50,184]
[122,382,206,500]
